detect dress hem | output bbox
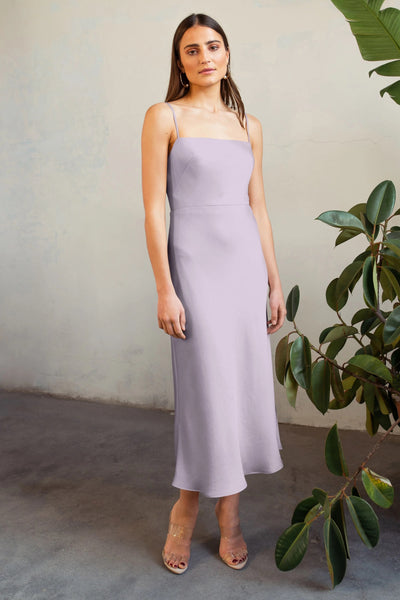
[171,462,284,498]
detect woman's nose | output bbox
[199,49,211,62]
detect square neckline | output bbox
[168,135,252,159]
[166,102,251,157]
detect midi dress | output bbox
[165,101,283,498]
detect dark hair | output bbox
[165,13,246,129]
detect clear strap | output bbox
[244,113,250,143]
[166,102,180,138]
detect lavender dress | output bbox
[165,102,283,498]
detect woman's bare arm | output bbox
[247,114,286,334]
[141,102,186,339]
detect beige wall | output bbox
[1,0,399,431]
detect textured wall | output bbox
[1,0,399,431]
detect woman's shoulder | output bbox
[245,112,262,130]
[144,101,172,119]
[143,102,175,137]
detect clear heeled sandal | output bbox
[218,523,248,570]
[162,520,194,574]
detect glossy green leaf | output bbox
[369,59,400,77]
[325,424,349,477]
[361,316,380,336]
[326,337,347,359]
[352,308,375,325]
[326,278,348,312]
[362,256,378,309]
[275,522,310,571]
[320,326,334,344]
[349,202,375,237]
[323,325,358,343]
[375,388,390,415]
[366,406,379,436]
[286,285,300,322]
[329,389,355,410]
[383,305,400,345]
[284,364,298,408]
[369,322,385,355]
[383,241,400,258]
[290,336,312,390]
[347,355,393,383]
[361,467,394,509]
[342,374,357,391]
[331,498,350,559]
[391,347,400,371]
[311,360,331,414]
[380,267,396,302]
[275,335,290,385]
[335,228,360,246]
[366,180,396,225]
[381,267,400,299]
[345,496,379,548]
[312,487,328,507]
[363,382,376,413]
[336,261,363,300]
[330,364,345,402]
[316,210,365,232]
[291,496,319,525]
[304,504,321,524]
[324,518,347,588]
[381,249,400,272]
[329,0,400,106]
[379,79,400,104]
[355,385,364,404]
[377,413,392,431]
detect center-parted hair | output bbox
[165,13,246,129]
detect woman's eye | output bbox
[210,45,219,51]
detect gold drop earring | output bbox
[180,71,189,88]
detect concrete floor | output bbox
[0,390,399,600]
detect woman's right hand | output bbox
[157,290,187,339]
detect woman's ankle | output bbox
[172,497,199,522]
[215,497,239,518]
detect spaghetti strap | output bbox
[166,102,180,138]
[244,113,250,143]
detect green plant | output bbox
[273,1,400,587]
[330,0,400,105]
[274,181,400,587]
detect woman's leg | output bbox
[162,489,199,570]
[215,492,248,567]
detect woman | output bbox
[141,13,286,574]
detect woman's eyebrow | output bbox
[183,40,221,49]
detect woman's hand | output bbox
[267,286,286,334]
[158,290,187,339]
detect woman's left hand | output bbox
[267,287,286,334]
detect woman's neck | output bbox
[182,84,227,113]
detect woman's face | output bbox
[178,25,229,88]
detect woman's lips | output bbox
[199,69,215,74]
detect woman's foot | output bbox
[215,497,248,569]
[162,496,199,574]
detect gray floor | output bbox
[0,390,399,600]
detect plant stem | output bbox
[307,416,400,525]
[347,415,400,489]
[292,320,390,392]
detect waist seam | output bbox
[170,202,250,212]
